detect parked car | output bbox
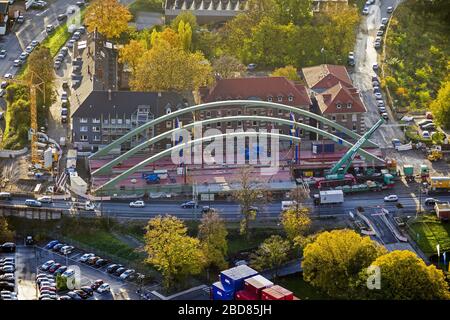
[74,289,89,299]
[114,267,126,276]
[378,107,386,114]
[0,274,14,282]
[381,18,388,25]
[67,291,82,300]
[362,6,369,15]
[374,92,383,100]
[25,199,42,207]
[421,131,431,139]
[372,63,379,71]
[52,243,65,252]
[0,281,14,291]
[348,51,355,66]
[31,40,39,48]
[57,14,67,21]
[0,50,6,59]
[87,256,100,265]
[97,283,111,293]
[54,61,61,69]
[384,195,399,202]
[180,201,198,209]
[106,264,122,273]
[54,266,68,275]
[418,119,434,128]
[40,260,55,271]
[381,112,389,120]
[1,243,15,253]
[119,269,135,280]
[67,39,76,48]
[60,245,74,255]
[421,123,436,130]
[48,263,61,273]
[40,286,57,292]
[59,295,72,300]
[0,192,11,200]
[80,286,94,296]
[129,200,145,208]
[91,279,104,290]
[16,15,24,24]
[4,73,12,79]
[424,198,439,206]
[46,24,54,33]
[376,30,384,36]
[80,253,95,263]
[247,63,257,71]
[0,265,15,273]
[95,259,109,268]
[62,269,75,278]
[45,240,59,249]
[387,6,393,13]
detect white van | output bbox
[0,192,12,200]
[281,201,297,211]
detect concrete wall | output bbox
[0,147,28,158]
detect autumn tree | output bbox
[171,11,198,32]
[302,229,386,299]
[274,0,313,25]
[232,166,267,238]
[430,81,450,129]
[84,0,132,39]
[198,211,228,271]
[0,217,14,243]
[119,40,147,74]
[250,235,290,279]
[130,39,213,92]
[271,65,300,81]
[144,216,205,289]
[281,185,311,247]
[360,250,450,300]
[212,55,246,79]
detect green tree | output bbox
[250,235,290,279]
[302,229,386,299]
[430,81,450,129]
[212,55,246,79]
[144,216,205,289]
[177,21,193,51]
[198,211,228,271]
[360,250,450,300]
[84,0,132,39]
[0,217,14,243]
[281,207,311,246]
[274,0,313,25]
[170,11,198,31]
[271,65,300,81]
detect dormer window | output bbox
[288,95,293,102]
[277,96,283,102]
[336,103,342,109]
[347,103,352,109]
[267,96,273,102]
[166,108,172,114]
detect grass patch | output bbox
[129,0,164,17]
[41,24,71,57]
[277,273,330,300]
[408,214,450,256]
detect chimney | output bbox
[108,89,112,101]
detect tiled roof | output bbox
[204,77,311,106]
[302,64,352,90]
[316,82,366,114]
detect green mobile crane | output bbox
[325,118,385,181]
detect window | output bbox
[342,115,347,121]
[92,118,100,123]
[278,109,283,115]
[117,119,123,125]
[253,121,257,126]
[227,121,232,127]
[267,96,273,102]
[288,95,293,102]
[277,96,282,102]
[125,119,131,125]
[331,127,336,133]
[93,135,101,141]
[352,124,357,131]
[237,110,242,115]
[103,119,109,125]
[166,121,172,128]
[80,126,88,132]
[216,122,221,128]
[92,126,100,132]
[336,104,342,109]
[352,114,357,122]
[80,135,88,141]
[206,111,211,118]
[206,123,211,129]
[166,108,172,114]
[80,118,88,123]
[227,110,232,116]
[253,110,257,115]
[111,119,116,125]
[331,115,336,121]
[237,121,242,126]
[347,103,352,109]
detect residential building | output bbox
[164,0,247,24]
[71,90,193,152]
[302,64,366,135]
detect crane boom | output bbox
[326,118,385,180]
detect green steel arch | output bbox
[90,100,377,159]
[95,131,382,193]
[92,115,383,176]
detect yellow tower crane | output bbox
[1,73,45,167]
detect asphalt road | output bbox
[351,0,403,147]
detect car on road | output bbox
[45,240,59,249]
[384,195,399,202]
[421,131,431,139]
[67,291,82,300]
[181,201,198,209]
[80,253,95,263]
[25,199,42,207]
[54,266,68,275]
[348,52,355,66]
[40,260,55,271]
[91,279,104,290]
[48,263,62,273]
[4,73,12,79]
[114,267,126,276]
[0,50,6,59]
[424,198,440,206]
[106,264,123,273]
[129,200,145,208]
[37,196,52,203]
[119,269,135,280]
[387,6,393,13]
[97,283,111,293]
[57,14,67,21]
[16,15,24,24]
[60,245,74,255]
[62,269,75,278]
[46,24,54,33]
[372,63,379,71]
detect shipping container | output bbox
[270,285,294,300]
[403,165,414,176]
[235,289,258,300]
[212,281,234,300]
[220,265,258,291]
[244,275,273,298]
[311,142,335,154]
[261,287,284,300]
